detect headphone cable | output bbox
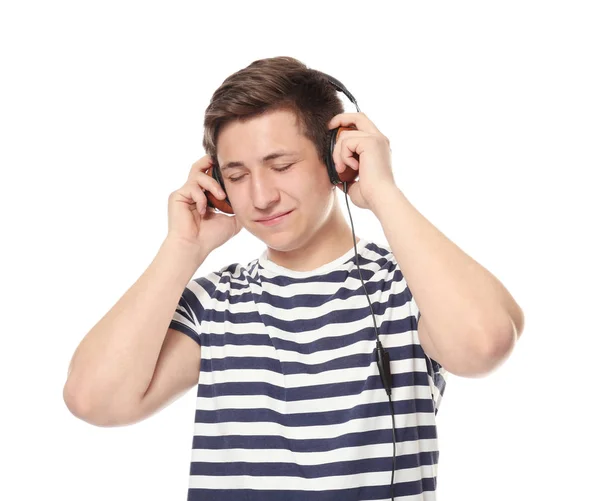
[342,181,396,501]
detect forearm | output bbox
[372,186,522,356]
[63,237,208,418]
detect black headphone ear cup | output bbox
[326,128,342,185]
[204,165,234,214]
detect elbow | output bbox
[63,382,98,425]
[462,328,518,378]
[63,380,136,428]
[461,307,523,378]
[439,320,517,378]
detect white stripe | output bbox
[171,312,197,332]
[226,273,391,295]
[188,463,437,491]
[201,357,429,389]
[201,315,411,344]
[231,258,395,290]
[201,324,420,365]
[191,438,439,464]
[204,336,409,365]
[200,302,414,347]
[203,274,408,314]
[193,412,435,439]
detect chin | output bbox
[257,233,296,252]
[249,225,305,252]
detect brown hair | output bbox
[202,56,345,169]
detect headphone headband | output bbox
[206,71,360,212]
[317,71,361,113]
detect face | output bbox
[215,108,336,252]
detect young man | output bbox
[64,56,524,500]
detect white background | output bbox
[1,1,598,500]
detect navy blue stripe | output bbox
[192,275,220,296]
[180,275,221,322]
[254,254,398,286]
[257,299,411,334]
[200,352,283,373]
[219,262,240,276]
[195,398,435,425]
[168,322,201,347]
[260,276,402,310]
[209,327,378,354]
[203,316,411,356]
[200,289,413,336]
[181,288,204,318]
[187,477,435,501]
[190,450,439,477]
[212,267,402,302]
[200,343,428,376]
[192,425,438,451]
[197,370,432,401]
[218,258,399,292]
[175,297,195,324]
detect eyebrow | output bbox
[220,150,300,171]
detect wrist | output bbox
[161,236,210,267]
[370,185,405,218]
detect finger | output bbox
[333,130,363,172]
[332,134,345,174]
[328,112,381,135]
[341,137,361,171]
[189,184,208,215]
[188,155,214,177]
[196,173,226,199]
[342,153,360,171]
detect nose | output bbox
[250,171,281,210]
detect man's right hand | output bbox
[166,155,242,254]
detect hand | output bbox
[328,112,397,211]
[166,155,243,253]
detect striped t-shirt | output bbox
[169,237,448,501]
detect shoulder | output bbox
[359,239,403,279]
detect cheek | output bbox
[298,182,335,220]
[294,183,325,208]
[294,166,332,196]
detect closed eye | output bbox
[229,164,293,183]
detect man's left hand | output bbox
[328,112,397,211]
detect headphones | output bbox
[204,72,361,214]
[203,72,397,500]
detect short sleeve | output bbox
[380,241,449,413]
[408,290,448,415]
[169,275,216,347]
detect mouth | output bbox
[255,210,294,225]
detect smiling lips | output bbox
[256,210,293,225]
